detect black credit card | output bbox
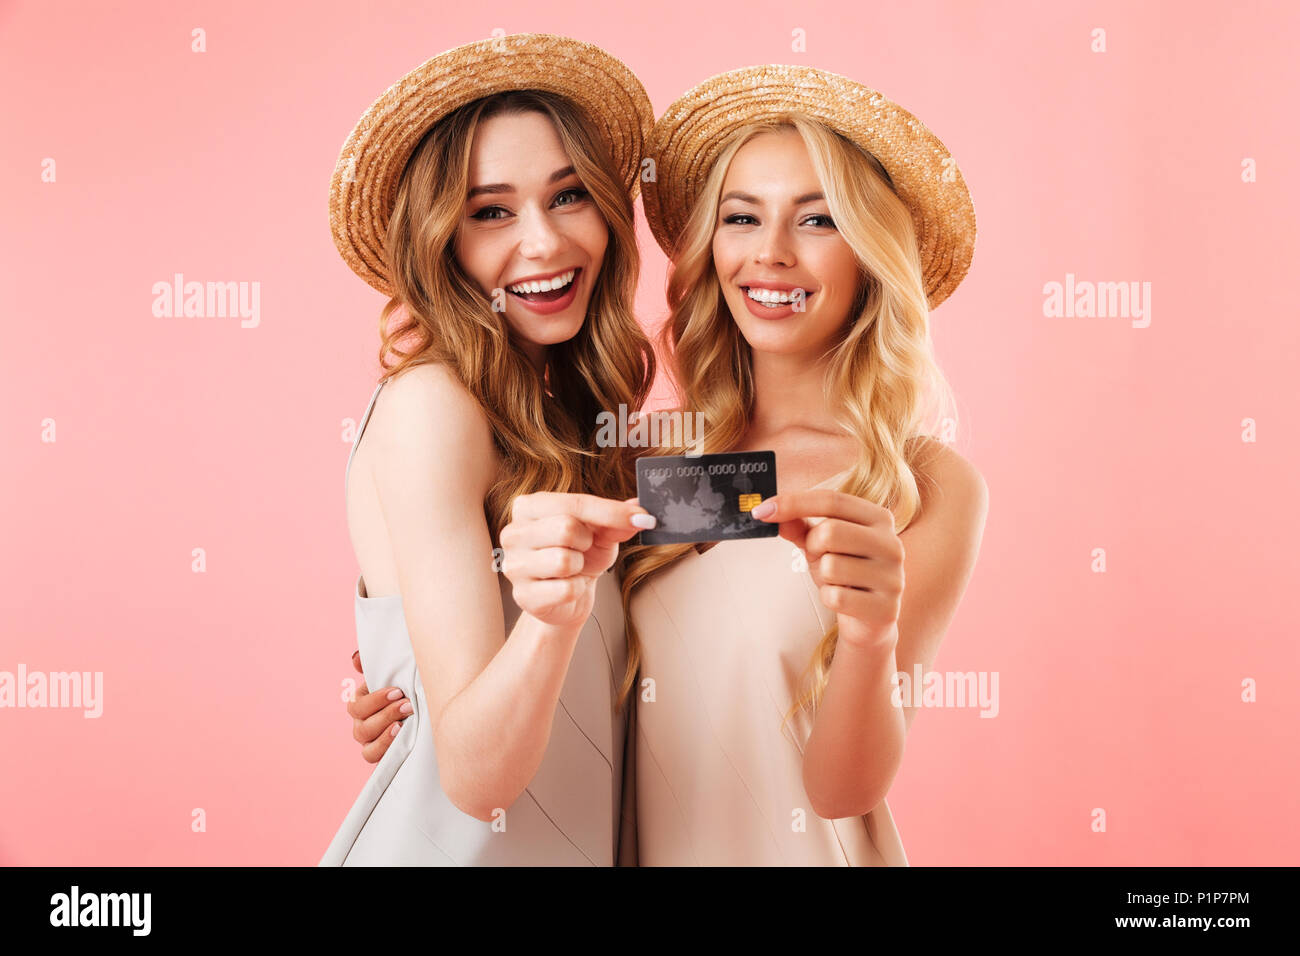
[635,451,778,545]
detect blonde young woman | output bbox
[318,35,659,866]
[613,66,988,865]
[355,66,989,866]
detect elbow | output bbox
[438,770,517,823]
[434,738,523,822]
[453,800,502,825]
[809,795,885,821]
[804,741,904,820]
[804,767,893,820]
[808,787,889,821]
[429,708,512,822]
[430,703,529,822]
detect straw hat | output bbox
[329,34,654,296]
[641,65,976,310]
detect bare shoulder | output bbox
[375,362,486,425]
[905,437,989,527]
[368,363,498,491]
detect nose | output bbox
[753,222,794,268]
[517,205,563,260]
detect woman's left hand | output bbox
[752,489,904,651]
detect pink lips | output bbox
[738,282,815,320]
[506,267,582,316]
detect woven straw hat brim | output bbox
[642,65,976,311]
[329,34,654,296]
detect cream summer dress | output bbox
[320,381,631,866]
[628,471,909,866]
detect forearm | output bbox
[801,626,906,819]
[430,612,583,820]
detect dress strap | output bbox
[345,380,386,496]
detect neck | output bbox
[746,345,840,440]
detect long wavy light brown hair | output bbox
[618,113,960,721]
[375,90,654,541]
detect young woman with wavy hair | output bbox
[610,69,988,865]
[319,36,657,866]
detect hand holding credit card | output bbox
[635,450,778,545]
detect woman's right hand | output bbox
[347,649,410,763]
[499,493,654,629]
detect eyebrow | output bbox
[467,165,578,200]
[719,190,825,206]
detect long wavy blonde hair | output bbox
[618,113,959,720]
[375,90,654,541]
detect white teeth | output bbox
[745,287,804,304]
[507,269,576,294]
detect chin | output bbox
[743,333,813,356]
[740,321,843,359]
[511,316,586,348]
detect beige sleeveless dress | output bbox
[627,472,909,866]
[320,381,630,866]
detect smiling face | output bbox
[712,127,864,360]
[453,110,609,366]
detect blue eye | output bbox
[722,213,757,225]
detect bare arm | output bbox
[757,443,989,819]
[366,366,573,820]
[367,365,648,821]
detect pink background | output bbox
[2,0,1297,865]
